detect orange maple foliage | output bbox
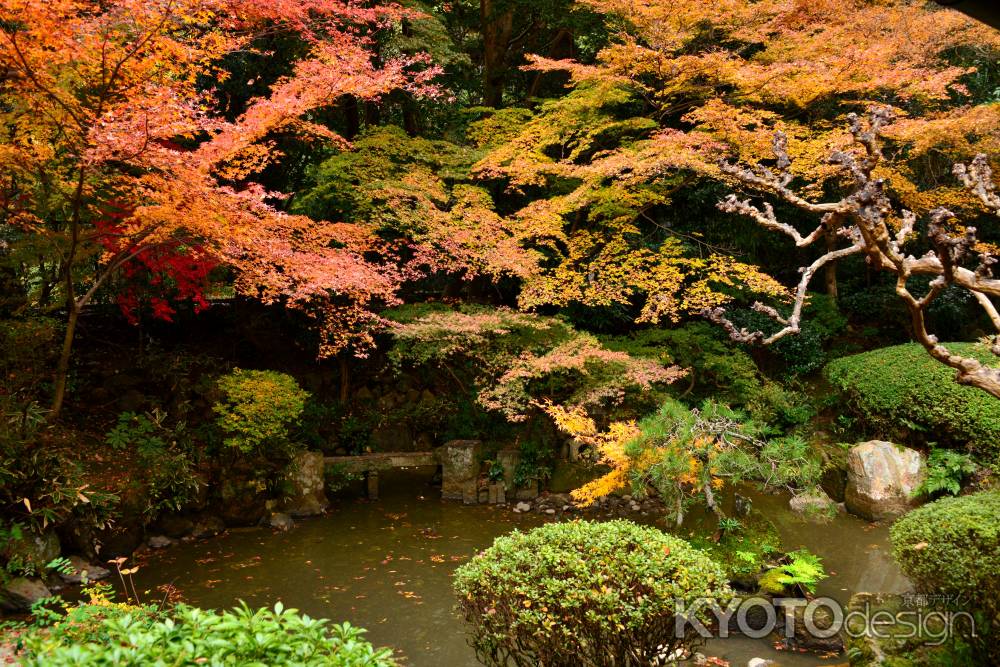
[0,0,441,415]
[471,0,1000,330]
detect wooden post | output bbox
[366,470,379,500]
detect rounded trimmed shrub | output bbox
[213,369,309,454]
[890,490,1000,661]
[824,343,1000,457]
[453,520,732,666]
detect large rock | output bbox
[268,512,294,531]
[4,529,60,572]
[280,450,329,517]
[59,556,110,584]
[440,440,482,501]
[219,475,268,526]
[844,441,925,521]
[154,514,195,539]
[0,577,51,612]
[776,599,845,654]
[148,535,174,549]
[190,513,225,539]
[789,489,837,520]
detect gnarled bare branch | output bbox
[954,154,1000,214]
[714,107,1000,399]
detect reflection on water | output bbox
[130,469,909,666]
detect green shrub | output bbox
[602,323,761,403]
[729,293,846,376]
[825,343,1000,457]
[453,520,732,666]
[213,369,309,454]
[890,491,1000,662]
[915,448,977,499]
[0,435,118,576]
[17,598,394,666]
[104,410,201,518]
[602,323,814,430]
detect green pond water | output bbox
[130,468,909,666]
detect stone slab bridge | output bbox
[324,440,527,504]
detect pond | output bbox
[129,469,909,666]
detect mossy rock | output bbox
[686,509,781,588]
[845,593,979,666]
[819,443,849,502]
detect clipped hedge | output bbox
[453,520,732,666]
[824,343,1000,456]
[18,600,394,666]
[890,491,1000,662]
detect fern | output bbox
[766,549,828,594]
[916,448,976,499]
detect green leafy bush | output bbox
[825,343,1000,457]
[890,491,1000,662]
[915,448,977,499]
[0,433,118,578]
[105,410,201,518]
[453,520,732,666]
[0,317,59,404]
[602,323,814,429]
[602,323,761,402]
[729,293,846,376]
[213,369,310,454]
[16,598,394,666]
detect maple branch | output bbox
[718,131,849,216]
[1,31,88,132]
[716,196,827,247]
[714,107,1000,398]
[953,154,1000,214]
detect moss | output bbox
[687,510,782,585]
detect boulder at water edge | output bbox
[789,489,838,520]
[5,529,60,572]
[280,450,329,517]
[0,577,51,612]
[59,555,111,584]
[844,440,925,521]
[268,512,295,531]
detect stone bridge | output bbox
[324,451,437,500]
[324,440,525,503]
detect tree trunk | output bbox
[343,96,360,139]
[402,101,420,137]
[51,302,79,419]
[527,28,574,99]
[364,101,381,126]
[824,228,839,299]
[339,353,350,404]
[480,0,514,107]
